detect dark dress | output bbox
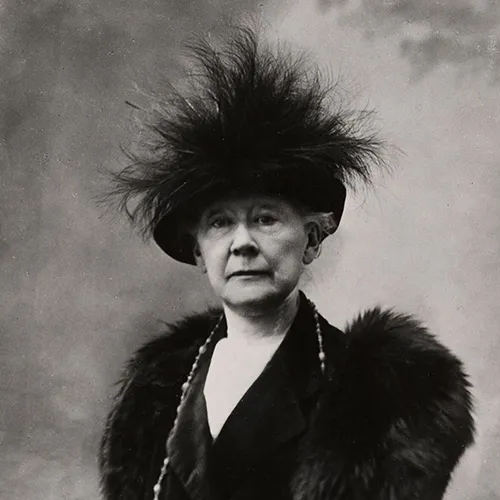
[99,293,475,500]
[162,296,346,500]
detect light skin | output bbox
[192,194,321,342]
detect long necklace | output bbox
[152,299,325,500]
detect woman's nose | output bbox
[230,223,259,256]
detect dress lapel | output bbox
[211,352,306,481]
[165,294,341,500]
[211,294,325,497]
[167,322,225,500]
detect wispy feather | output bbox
[102,26,387,263]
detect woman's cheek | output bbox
[278,233,307,259]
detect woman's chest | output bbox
[160,344,316,500]
[161,430,302,500]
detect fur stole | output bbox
[99,306,475,500]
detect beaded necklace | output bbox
[152,299,325,500]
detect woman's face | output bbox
[192,194,319,311]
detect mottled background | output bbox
[1,0,499,498]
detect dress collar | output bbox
[167,292,340,500]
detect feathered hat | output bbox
[107,26,385,264]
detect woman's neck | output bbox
[222,290,300,345]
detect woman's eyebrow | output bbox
[204,205,228,216]
[253,203,281,211]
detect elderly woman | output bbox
[99,28,474,500]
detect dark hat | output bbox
[107,27,385,264]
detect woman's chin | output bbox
[221,283,286,311]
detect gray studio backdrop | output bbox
[1,1,499,499]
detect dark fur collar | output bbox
[99,302,475,500]
[292,307,475,499]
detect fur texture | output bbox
[292,308,475,499]
[103,27,386,263]
[99,306,474,500]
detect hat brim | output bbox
[153,177,346,265]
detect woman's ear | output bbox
[193,242,207,273]
[303,223,321,265]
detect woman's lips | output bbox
[228,270,270,278]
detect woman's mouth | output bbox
[229,270,270,278]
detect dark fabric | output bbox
[99,294,475,500]
[167,347,216,500]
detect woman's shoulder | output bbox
[322,307,475,467]
[121,308,223,385]
[322,306,472,392]
[302,307,476,495]
[342,307,472,399]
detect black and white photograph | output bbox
[1,1,498,499]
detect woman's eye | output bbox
[256,214,277,225]
[209,217,231,229]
